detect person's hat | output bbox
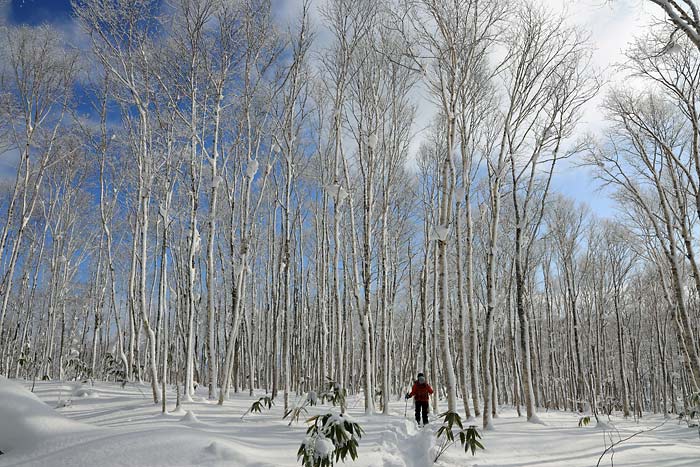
[417,372,424,378]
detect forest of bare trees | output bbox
[1,0,699,434]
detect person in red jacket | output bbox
[405,372,434,426]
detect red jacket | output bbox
[409,381,434,402]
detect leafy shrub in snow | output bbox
[284,400,310,426]
[434,411,484,462]
[64,341,89,380]
[102,352,126,383]
[320,378,346,409]
[461,425,484,455]
[287,379,347,427]
[17,344,34,371]
[299,436,334,467]
[297,412,363,467]
[242,396,274,420]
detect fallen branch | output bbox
[595,419,669,467]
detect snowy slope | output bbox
[0,376,94,456]
[0,378,698,467]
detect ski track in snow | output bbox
[364,416,434,467]
[0,378,698,467]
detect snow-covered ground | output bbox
[0,377,698,467]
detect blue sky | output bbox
[7,0,73,25]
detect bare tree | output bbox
[504,7,598,422]
[647,0,700,50]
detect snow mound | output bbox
[205,441,246,462]
[528,413,546,425]
[71,384,99,398]
[55,398,72,408]
[169,406,187,415]
[180,410,202,424]
[0,376,92,455]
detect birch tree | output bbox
[75,0,163,402]
[504,8,598,422]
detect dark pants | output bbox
[415,400,429,424]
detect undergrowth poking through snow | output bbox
[241,395,274,420]
[320,378,346,410]
[298,412,363,467]
[284,395,310,426]
[434,411,484,462]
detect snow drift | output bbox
[0,378,257,466]
[0,376,93,456]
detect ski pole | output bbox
[404,387,410,417]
